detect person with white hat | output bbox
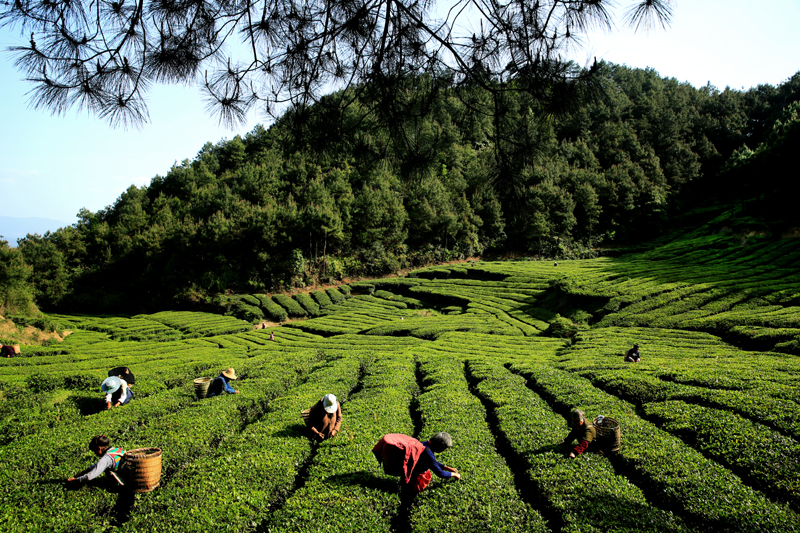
[303,393,342,441]
[207,368,240,397]
[101,375,134,409]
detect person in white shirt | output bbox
[101,376,134,409]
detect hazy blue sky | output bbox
[1,0,799,239]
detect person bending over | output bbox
[563,409,596,458]
[207,368,240,397]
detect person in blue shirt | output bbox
[207,368,239,397]
[407,432,461,493]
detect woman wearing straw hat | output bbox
[207,368,240,397]
[101,376,134,409]
[304,393,342,441]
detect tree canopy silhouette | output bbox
[1,0,672,128]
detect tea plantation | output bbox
[1,228,799,532]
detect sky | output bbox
[1,0,799,243]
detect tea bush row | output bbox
[409,350,549,532]
[642,400,800,507]
[466,357,689,533]
[123,353,363,532]
[263,352,417,532]
[146,311,251,336]
[254,294,289,322]
[509,362,799,532]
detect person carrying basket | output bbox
[67,435,127,486]
[562,408,596,458]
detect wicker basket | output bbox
[300,407,311,421]
[125,448,162,493]
[193,377,212,399]
[12,345,20,354]
[593,416,621,452]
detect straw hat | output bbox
[322,394,338,414]
[101,376,121,394]
[222,368,237,380]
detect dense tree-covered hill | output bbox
[9,63,800,314]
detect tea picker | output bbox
[624,343,641,363]
[1,344,19,357]
[206,367,240,397]
[108,366,136,385]
[101,375,134,409]
[68,435,127,486]
[372,432,461,493]
[562,409,596,458]
[302,393,342,441]
[67,435,162,522]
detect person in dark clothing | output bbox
[207,368,239,397]
[303,393,342,441]
[1,345,16,357]
[624,343,641,363]
[108,366,136,385]
[563,408,596,458]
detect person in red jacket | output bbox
[372,432,461,493]
[562,409,596,458]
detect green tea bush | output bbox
[409,351,549,532]
[467,358,689,532]
[294,293,321,315]
[311,290,333,308]
[325,287,346,304]
[254,293,289,322]
[273,293,308,317]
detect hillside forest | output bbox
[4,62,800,315]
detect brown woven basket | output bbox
[593,416,621,452]
[300,407,311,421]
[193,377,212,399]
[125,448,162,492]
[12,345,20,354]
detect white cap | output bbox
[322,394,338,414]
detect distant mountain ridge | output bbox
[0,216,71,246]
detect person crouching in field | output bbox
[108,366,135,386]
[563,409,596,458]
[624,343,641,363]
[372,432,461,493]
[68,435,126,486]
[101,376,134,409]
[303,393,342,441]
[1,344,19,357]
[207,368,239,397]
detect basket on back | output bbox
[300,408,311,421]
[12,345,20,354]
[593,416,621,452]
[125,448,162,492]
[193,377,212,399]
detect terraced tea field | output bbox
[1,232,799,532]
